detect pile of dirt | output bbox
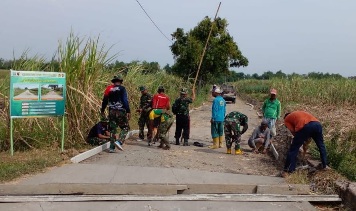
[272,124,348,195]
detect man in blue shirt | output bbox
[209,87,226,149]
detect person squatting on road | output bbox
[137,86,152,142]
[282,111,328,177]
[209,87,226,149]
[262,88,281,142]
[248,119,271,154]
[86,117,110,146]
[149,86,170,146]
[155,109,174,150]
[101,75,131,152]
[172,88,195,146]
[224,111,249,155]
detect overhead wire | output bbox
[134,0,172,43]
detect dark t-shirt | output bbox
[87,122,108,139]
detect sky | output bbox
[1,0,356,77]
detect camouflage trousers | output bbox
[157,118,174,148]
[109,109,130,150]
[224,122,242,150]
[138,112,152,140]
[87,137,108,146]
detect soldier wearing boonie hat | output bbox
[137,85,152,141]
[101,74,131,153]
[172,88,195,146]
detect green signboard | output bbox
[10,70,66,118]
[9,70,66,155]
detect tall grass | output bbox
[0,32,209,152]
[58,32,116,146]
[235,77,356,106]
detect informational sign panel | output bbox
[10,70,66,118]
[9,70,66,155]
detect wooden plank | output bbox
[0,194,342,203]
[0,184,187,196]
[183,184,257,194]
[257,184,310,195]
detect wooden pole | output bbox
[192,2,221,99]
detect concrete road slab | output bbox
[171,168,285,185]
[17,164,284,186]
[0,201,316,211]
[19,164,119,184]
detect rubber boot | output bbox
[175,138,180,145]
[218,136,223,148]
[183,138,189,146]
[208,137,219,149]
[227,148,232,154]
[235,148,243,155]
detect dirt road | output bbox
[84,97,281,176]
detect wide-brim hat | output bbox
[180,88,188,94]
[111,75,123,83]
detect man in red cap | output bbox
[261,88,281,152]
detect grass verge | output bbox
[0,148,64,182]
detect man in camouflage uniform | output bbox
[86,117,110,146]
[173,88,194,146]
[101,75,131,153]
[224,111,249,155]
[156,109,174,150]
[137,86,152,141]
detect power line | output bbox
[135,0,172,43]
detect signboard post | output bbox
[9,70,66,155]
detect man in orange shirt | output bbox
[282,111,328,176]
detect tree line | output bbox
[0,57,347,82]
[0,16,352,84]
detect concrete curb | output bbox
[335,181,356,211]
[308,159,355,210]
[70,129,141,163]
[70,103,206,163]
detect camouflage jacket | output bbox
[139,93,152,113]
[172,97,193,116]
[224,111,248,133]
